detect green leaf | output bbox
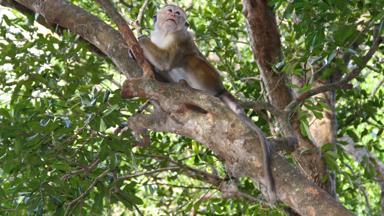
[100,118,107,132]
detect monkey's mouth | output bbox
[166,18,177,24]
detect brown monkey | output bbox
[139,4,276,203]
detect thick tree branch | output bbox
[121,78,352,215]
[96,0,154,77]
[242,0,293,110]
[242,0,332,194]
[13,0,142,78]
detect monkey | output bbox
[138,4,276,203]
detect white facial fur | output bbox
[150,30,175,49]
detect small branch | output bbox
[117,167,180,181]
[311,48,342,82]
[96,0,154,77]
[370,77,384,98]
[241,100,282,117]
[61,158,101,180]
[136,0,149,26]
[285,18,384,112]
[339,136,384,182]
[148,154,223,187]
[240,76,261,81]
[64,169,110,216]
[139,154,262,203]
[148,183,214,190]
[339,136,384,214]
[219,181,262,203]
[381,183,384,215]
[118,0,130,8]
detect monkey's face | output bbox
[155,5,187,32]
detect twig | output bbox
[148,183,214,190]
[118,0,130,8]
[339,136,384,182]
[359,185,372,216]
[285,18,384,113]
[96,0,154,77]
[137,154,263,203]
[311,48,342,82]
[132,201,144,216]
[61,158,101,180]
[370,77,384,98]
[136,0,149,26]
[144,154,223,186]
[240,76,261,81]
[64,169,110,216]
[117,167,180,181]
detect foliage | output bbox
[0,0,383,215]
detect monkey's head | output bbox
[154,5,187,33]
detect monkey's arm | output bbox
[138,36,172,71]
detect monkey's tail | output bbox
[218,91,276,203]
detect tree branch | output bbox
[64,169,110,216]
[240,100,282,117]
[340,137,384,182]
[144,154,263,203]
[242,0,293,110]
[13,0,142,77]
[285,18,384,112]
[121,78,352,215]
[370,76,384,98]
[136,0,149,27]
[117,167,180,181]
[61,157,101,180]
[242,0,333,194]
[95,0,154,77]
[339,136,384,215]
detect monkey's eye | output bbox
[175,11,180,15]
[168,9,172,13]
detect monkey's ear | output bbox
[185,22,189,27]
[153,15,157,24]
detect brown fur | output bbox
[138,5,276,203]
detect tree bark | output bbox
[242,0,332,193]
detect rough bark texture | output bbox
[10,0,141,78]
[242,0,290,109]
[95,0,154,78]
[5,0,354,215]
[242,0,332,193]
[122,79,351,216]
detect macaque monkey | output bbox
[138,4,276,202]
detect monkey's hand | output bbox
[138,36,172,71]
